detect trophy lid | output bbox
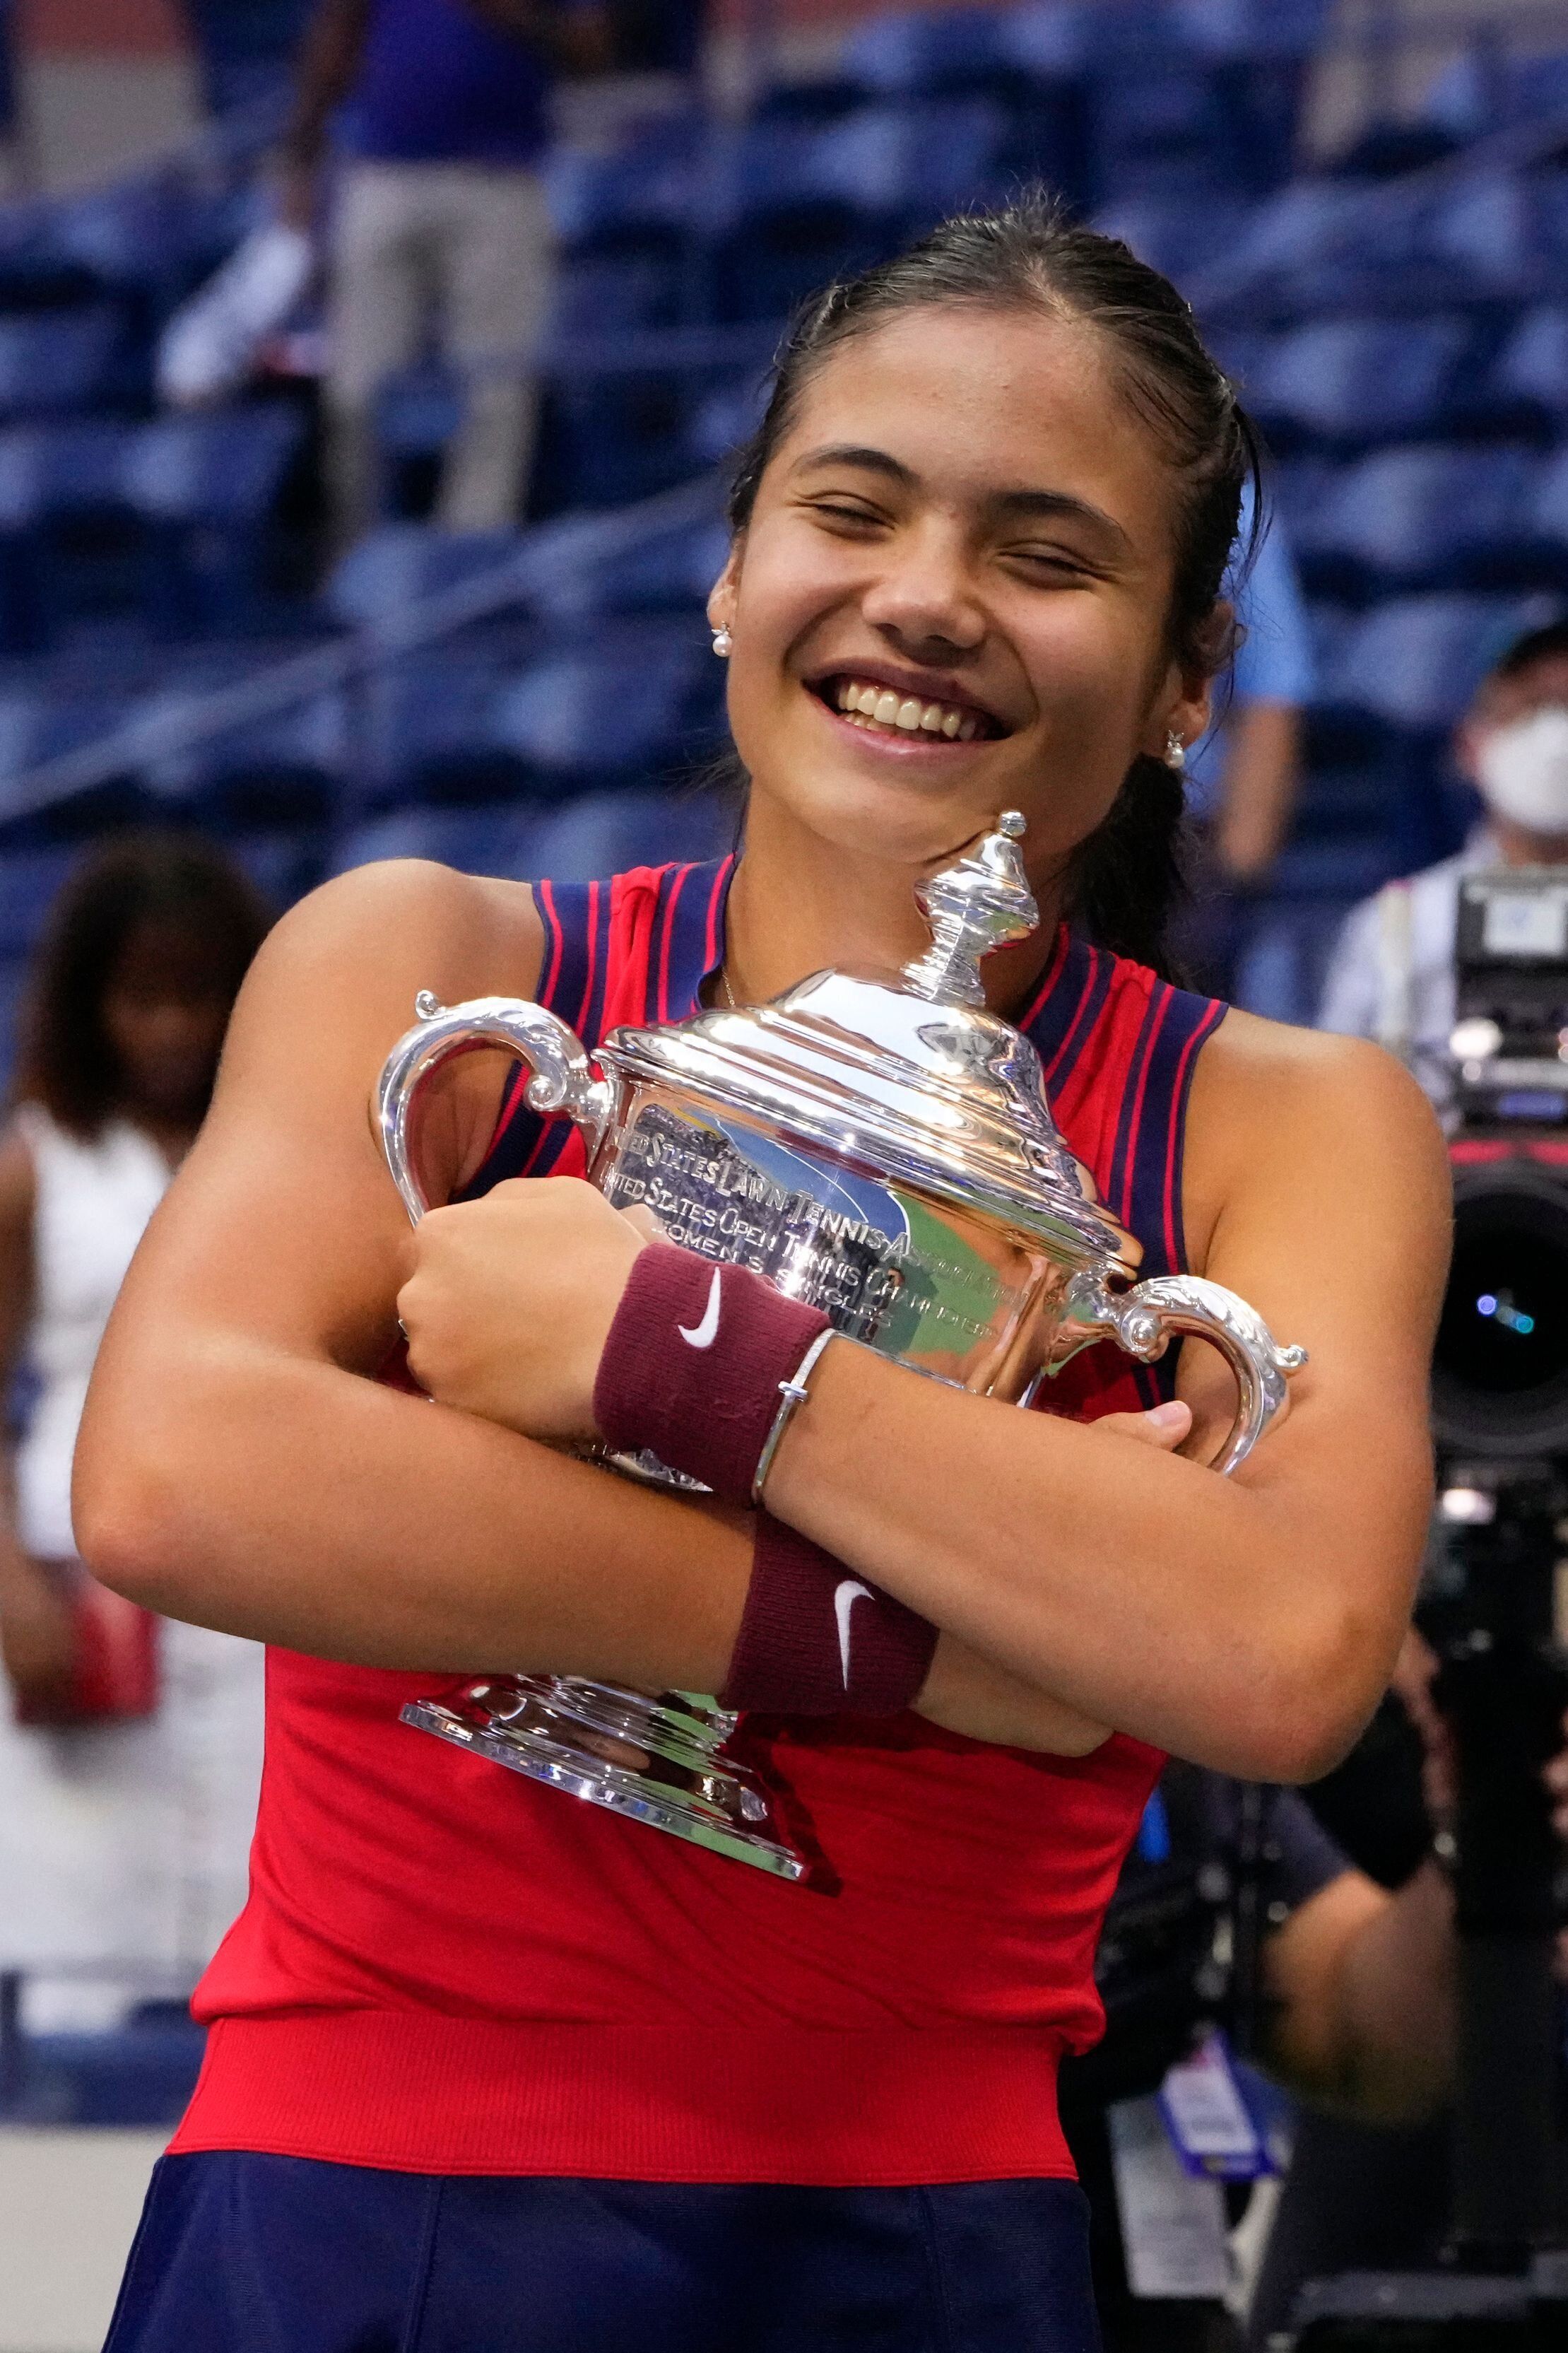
[599,814,1139,1273]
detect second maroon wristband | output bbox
[592,1244,832,1503]
[721,1513,938,1717]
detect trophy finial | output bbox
[902,811,1039,1007]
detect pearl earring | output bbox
[712,626,733,657]
[1165,729,1186,770]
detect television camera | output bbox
[1295,869,1568,2347]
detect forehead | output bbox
[768,305,1178,544]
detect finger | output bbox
[1091,1401,1193,1450]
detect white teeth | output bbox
[829,678,989,742]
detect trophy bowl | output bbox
[375,816,1306,1882]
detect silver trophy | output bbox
[375,814,1306,1882]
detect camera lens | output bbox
[1433,1161,1568,1453]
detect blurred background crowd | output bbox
[1,1,1567,2347]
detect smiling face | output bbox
[709,304,1219,889]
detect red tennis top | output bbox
[170,857,1227,2185]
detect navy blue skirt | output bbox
[105,2152,1102,2353]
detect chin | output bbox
[764,759,1015,872]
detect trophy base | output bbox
[401,1674,811,1882]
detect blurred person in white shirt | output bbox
[1318,618,1568,1112]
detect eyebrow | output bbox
[789,445,1132,553]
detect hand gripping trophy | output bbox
[375,815,1305,1883]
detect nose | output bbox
[859,521,986,664]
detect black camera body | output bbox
[1294,870,1568,2347]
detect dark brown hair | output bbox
[726,191,1263,979]
[13,831,271,1137]
[1492,616,1568,682]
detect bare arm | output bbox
[402,1014,1449,1780]
[1214,699,1302,881]
[73,864,754,1689]
[1263,1862,1455,2124]
[73,861,1103,1752]
[749,1023,1449,1780]
[276,0,370,224]
[0,1125,69,1708]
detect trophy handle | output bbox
[375,992,615,1223]
[1052,1270,1307,1477]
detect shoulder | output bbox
[1186,1010,1449,1251]
[1197,1007,1440,1149]
[241,860,544,1016]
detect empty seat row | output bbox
[1218,303,1568,450]
[0,404,306,646]
[1280,441,1568,593]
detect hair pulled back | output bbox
[15,830,271,1137]
[726,191,1263,979]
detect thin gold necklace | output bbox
[719,966,736,1008]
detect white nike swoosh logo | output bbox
[677,1267,723,1349]
[834,1580,873,1686]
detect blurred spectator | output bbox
[280,0,611,546]
[1181,482,1314,998]
[1317,617,1568,1111]
[0,837,270,2019]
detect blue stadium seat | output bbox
[362,648,541,805]
[540,511,731,621]
[536,368,714,514]
[521,784,739,883]
[122,404,308,633]
[0,409,305,643]
[550,250,683,340]
[131,656,346,903]
[482,623,721,794]
[0,420,137,641]
[0,842,82,957]
[842,8,1016,95]
[1533,446,1568,562]
[1172,0,1332,61]
[1332,594,1550,731]
[1490,307,1568,429]
[700,102,1006,323]
[1243,316,1473,449]
[1299,445,1540,592]
[327,804,543,881]
[0,304,123,423]
[1090,192,1260,290]
[1420,48,1568,142]
[324,522,524,631]
[547,122,703,326]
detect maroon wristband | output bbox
[721,1513,938,1717]
[592,1244,831,1503]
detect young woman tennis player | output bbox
[79,199,1449,2352]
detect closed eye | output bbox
[1005,546,1102,582]
[803,498,890,532]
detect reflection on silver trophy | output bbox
[375,814,1306,1882]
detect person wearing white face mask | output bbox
[1318,617,1568,1113]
